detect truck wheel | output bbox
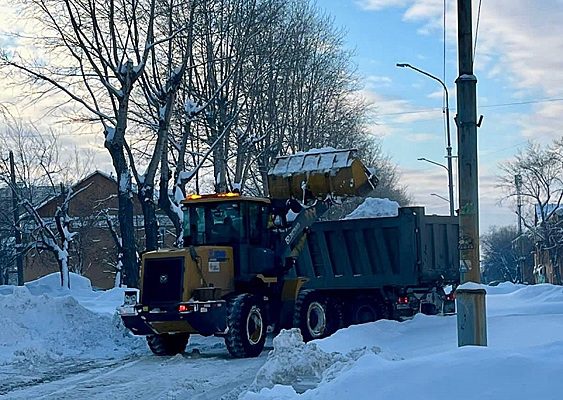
[421,303,438,315]
[353,301,379,324]
[146,333,190,356]
[225,294,266,358]
[294,290,343,342]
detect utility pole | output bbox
[515,174,524,283]
[9,151,24,286]
[455,0,487,346]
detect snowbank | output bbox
[344,197,399,220]
[241,283,563,400]
[0,273,146,366]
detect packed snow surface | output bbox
[242,282,563,400]
[1,273,563,399]
[344,197,399,219]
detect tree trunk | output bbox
[105,98,139,287]
[139,185,159,252]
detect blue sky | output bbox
[319,0,563,232]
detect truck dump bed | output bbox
[295,207,459,290]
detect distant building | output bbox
[24,171,175,289]
[532,203,562,285]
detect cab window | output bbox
[248,203,270,247]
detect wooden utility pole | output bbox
[9,151,24,286]
[515,174,524,282]
[455,0,487,346]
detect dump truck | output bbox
[120,149,459,357]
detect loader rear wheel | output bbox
[293,290,342,342]
[146,333,190,356]
[225,294,266,358]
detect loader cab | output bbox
[182,194,272,247]
[182,194,277,277]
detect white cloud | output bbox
[518,102,563,142]
[356,0,410,11]
[365,75,393,88]
[359,89,446,137]
[359,1,563,99]
[405,133,439,142]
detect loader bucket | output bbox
[267,148,378,200]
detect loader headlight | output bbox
[123,290,138,306]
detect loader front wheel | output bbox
[147,333,190,356]
[225,294,266,358]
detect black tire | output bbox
[421,302,438,315]
[352,300,379,324]
[146,333,190,356]
[293,290,343,342]
[225,294,267,358]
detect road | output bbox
[0,337,269,400]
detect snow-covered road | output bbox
[0,274,269,400]
[1,337,269,399]
[2,273,563,400]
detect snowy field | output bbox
[1,274,562,399]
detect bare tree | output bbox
[0,115,98,286]
[21,186,84,288]
[2,0,411,254]
[481,225,533,284]
[1,0,162,286]
[499,139,563,283]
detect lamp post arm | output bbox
[418,157,449,172]
[401,64,449,99]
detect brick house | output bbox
[24,171,174,289]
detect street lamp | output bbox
[397,63,455,217]
[417,157,448,172]
[430,193,450,203]
[417,157,454,216]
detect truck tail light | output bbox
[178,304,194,313]
[445,292,455,301]
[397,296,409,305]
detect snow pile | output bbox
[0,273,146,366]
[250,329,341,390]
[241,283,563,400]
[247,329,381,395]
[344,197,399,219]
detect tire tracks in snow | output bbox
[1,350,268,399]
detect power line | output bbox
[480,97,563,108]
[474,0,483,61]
[376,96,563,118]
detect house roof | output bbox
[35,171,119,216]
